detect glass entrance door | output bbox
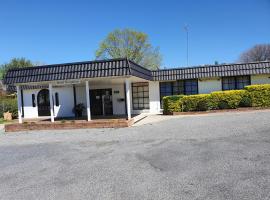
[90,89,113,116]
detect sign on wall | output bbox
[56,80,81,85]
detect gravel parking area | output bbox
[0,110,270,200]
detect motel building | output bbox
[3,58,270,124]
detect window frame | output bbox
[184,79,198,95]
[159,79,198,108]
[132,82,150,110]
[222,76,251,90]
[55,92,59,107]
[32,94,36,107]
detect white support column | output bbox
[16,86,22,124]
[49,83,54,123]
[125,79,132,120]
[85,81,91,121]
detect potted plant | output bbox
[73,103,85,118]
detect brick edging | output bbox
[5,118,134,132]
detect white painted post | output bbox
[49,83,54,122]
[125,79,131,120]
[85,81,91,121]
[16,86,22,124]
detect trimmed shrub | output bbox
[218,100,230,109]
[181,94,211,112]
[162,84,270,114]
[239,96,252,107]
[245,84,270,107]
[209,90,248,109]
[163,95,184,114]
[0,97,18,118]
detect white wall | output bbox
[23,89,39,118]
[251,74,270,85]
[22,86,75,119]
[198,78,222,94]
[149,81,161,113]
[75,86,87,115]
[53,86,74,118]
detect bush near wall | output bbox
[0,97,18,118]
[162,84,270,113]
[245,84,270,107]
[209,90,250,110]
[181,94,211,112]
[163,95,184,114]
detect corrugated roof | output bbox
[3,58,153,85]
[152,61,270,81]
[3,59,270,85]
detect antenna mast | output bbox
[184,25,189,67]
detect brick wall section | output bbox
[5,119,134,132]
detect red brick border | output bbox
[5,119,134,132]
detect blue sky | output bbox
[0,0,269,68]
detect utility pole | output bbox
[184,25,189,67]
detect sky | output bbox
[0,0,269,68]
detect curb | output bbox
[172,107,270,116]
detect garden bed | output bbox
[5,118,134,132]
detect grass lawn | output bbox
[0,118,7,124]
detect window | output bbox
[55,92,59,106]
[184,79,198,95]
[160,82,173,108]
[132,82,149,110]
[160,82,172,98]
[222,76,250,90]
[32,94,36,107]
[172,81,184,95]
[159,79,198,108]
[222,77,235,90]
[236,76,250,89]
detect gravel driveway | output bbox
[0,110,270,200]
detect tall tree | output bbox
[95,29,162,70]
[0,58,34,79]
[239,44,270,62]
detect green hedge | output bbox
[0,97,18,118]
[245,84,270,107]
[163,95,184,114]
[162,84,270,113]
[209,90,249,109]
[182,94,211,112]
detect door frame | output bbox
[90,88,113,116]
[37,89,51,116]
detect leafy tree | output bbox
[95,29,162,70]
[0,70,3,80]
[0,58,34,79]
[239,44,270,62]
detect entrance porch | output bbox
[15,76,155,124]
